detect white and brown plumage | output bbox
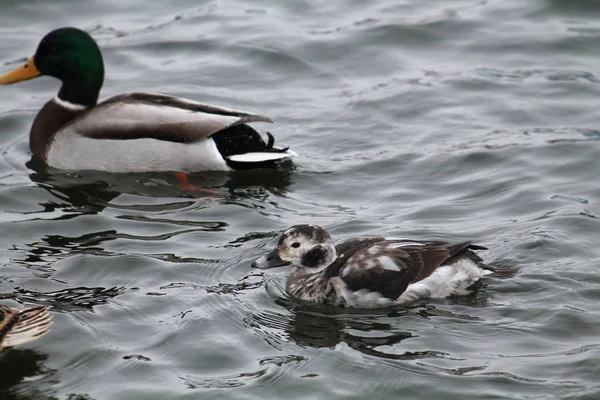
[0,305,52,351]
[252,224,514,308]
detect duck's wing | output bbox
[0,305,53,350]
[336,240,474,300]
[68,92,273,143]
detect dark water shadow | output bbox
[25,158,120,218]
[248,277,492,362]
[12,231,128,272]
[0,348,54,400]
[282,300,483,360]
[10,225,228,274]
[26,156,296,215]
[275,298,415,350]
[0,348,94,400]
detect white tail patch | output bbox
[396,258,487,304]
[227,149,297,163]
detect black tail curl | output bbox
[212,125,290,158]
[265,132,289,152]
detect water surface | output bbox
[1,0,600,399]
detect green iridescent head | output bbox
[0,27,105,106]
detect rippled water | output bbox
[1,0,600,398]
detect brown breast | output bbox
[29,99,86,160]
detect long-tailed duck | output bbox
[252,224,514,308]
[0,305,52,351]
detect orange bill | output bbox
[0,57,40,84]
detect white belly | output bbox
[46,132,231,172]
[397,258,491,304]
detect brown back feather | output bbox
[324,238,385,279]
[327,239,488,300]
[338,245,424,300]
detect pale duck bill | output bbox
[252,247,289,269]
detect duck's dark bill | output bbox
[251,247,289,269]
[0,57,41,85]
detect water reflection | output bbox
[12,231,122,270]
[27,157,120,216]
[0,286,127,398]
[219,165,296,199]
[11,286,139,312]
[277,300,418,354]
[0,348,53,399]
[27,156,295,210]
[180,369,268,389]
[248,281,488,362]
[0,348,93,400]
[12,226,229,270]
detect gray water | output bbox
[1,0,600,399]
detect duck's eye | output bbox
[291,242,300,248]
[49,46,58,54]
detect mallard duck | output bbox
[252,224,514,308]
[0,305,52,351]
[0,27,296,172]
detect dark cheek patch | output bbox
[301,246,327,268]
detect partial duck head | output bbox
[0,27,104,107]
[252,224,337,272]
